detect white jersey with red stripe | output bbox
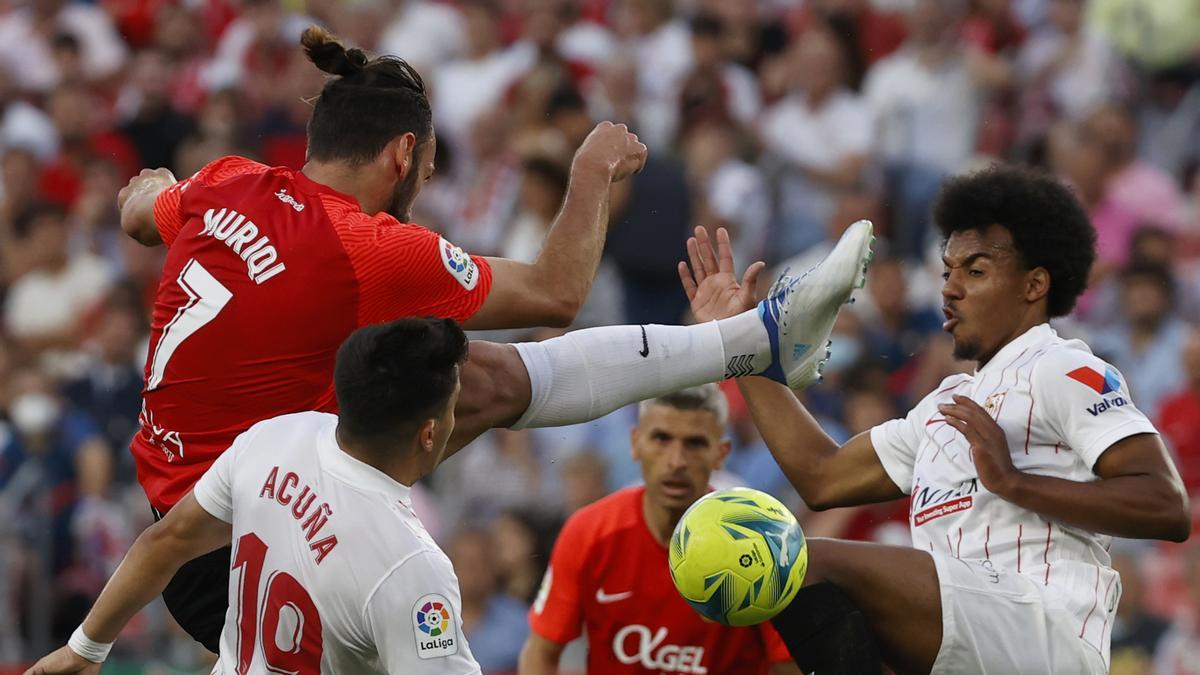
[192,411,481,674]
[870,323,1157,666]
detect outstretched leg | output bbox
[778,538,943,675]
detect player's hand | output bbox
[938,395,1022,497]
[21,646,101,675]
[679,226,766,322]
[116,167,177,211]
[572,121,648,182]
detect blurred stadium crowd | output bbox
[0,0,1199,672]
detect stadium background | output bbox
[0,0,1198,672]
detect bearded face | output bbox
[387,135,436,222]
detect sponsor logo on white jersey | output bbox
[413,593,459,659]
[612,625,707,674]
[595,588,633,604]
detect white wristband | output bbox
[68,626,112,663]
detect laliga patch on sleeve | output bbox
[412,593,459,659]
[439,237,479,291]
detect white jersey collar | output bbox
[317,420,413,506]
[974,323,1057,377]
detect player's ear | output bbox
[715,438,732,468]
[1024,266,1050,305]
[419,418,436,453]
[629,425,642,461]
[391,132,417,181]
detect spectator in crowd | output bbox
[116,49,194,174]
[0,0,127,93]
[1154,543,1200,675]
[449,527,531,675]
[2,203,112,356]
[492,509,555,606]
[378,0,468,74]
[1016,0,1121,153]
[174,88,248,178]
[1136,64,1200,181]
[681,119,770,270]
[614,0,692,150]
[203,0,311,106]
[858,255,945,375]
[1093,262,1190,418]
[678,13,760,131]
[560,451,610,514]
[0,67,57,162]
[62,294,145,456]
[759,25,871,259]
[434,0,536,161]
[1053,104,1187,272]
[1110,545,1173,675]
[786,0,907,78]
[0,366,111,580]
[605,152,692,324]
[1158,325,1200,496]
[864,0,1000,259]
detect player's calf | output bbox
[770,582,883,675]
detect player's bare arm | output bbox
[116,167,176,247]
[939,396,1191,541]
[680,226,903,510]
[23,492,229,675]
[517,633,565,675]
[466,121,648,329]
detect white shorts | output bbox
[929,552,1108,675]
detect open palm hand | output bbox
[678,226,766,323]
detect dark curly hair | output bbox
[933,166,1096,318]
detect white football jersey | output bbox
[870,323,1157,665]
[192,412,480,674]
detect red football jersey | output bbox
[530,487,792,674]
[134,156,493,511]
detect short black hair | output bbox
[690,13,724,38]
[545,84,585,119]
[933,166,1096,318]
[334,318,468,441]
[14,202,67,238]
[522,156,570,196]
[1120,261,1176,303]
[302,26,432,165]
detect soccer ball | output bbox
[668,487,807,627]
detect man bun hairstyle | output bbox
[933,165,1097,319]
[334,318,469,442]
[300,25,432,165]
[302,26,369,77]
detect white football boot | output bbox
[757,220,874,389]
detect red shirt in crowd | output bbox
[133,155,493,511]
[1157,389,1200,495]
[530,486,793,674]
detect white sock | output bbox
[511,310,772,429]
[715,307,772,378]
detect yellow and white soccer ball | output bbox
[668,487,808,627]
